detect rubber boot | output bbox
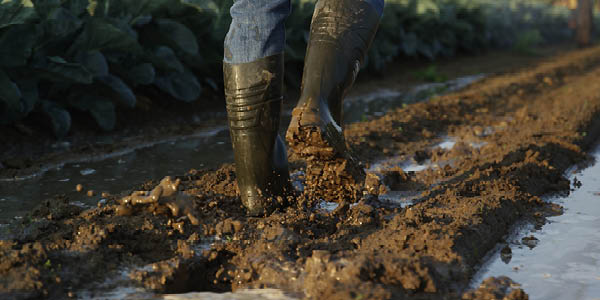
[286,0,380,171]
[224,54,291,216]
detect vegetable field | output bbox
[0,0,588,136]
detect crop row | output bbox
[0,0,586,136]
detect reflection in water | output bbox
[472,147,600,300]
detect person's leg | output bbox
[224,0,291,64]
[285,0,383,177]
[223,0,292,216]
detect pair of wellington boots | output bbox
[224,0,381,216]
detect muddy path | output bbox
[3,45,600,299]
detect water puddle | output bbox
[472,147,600,299]
[344,74,485,123]
[317,200,339,213]
[0,127,233,226]
[369,137,457,173]
[378,190,421,208]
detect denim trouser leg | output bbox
[223,0,385,65]
[224,0,292,64]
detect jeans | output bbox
[224,0,384,64]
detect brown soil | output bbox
[3,44,600,299]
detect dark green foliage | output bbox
[0,0,219,136]
[0,0,581,136]
[414,65,448,83]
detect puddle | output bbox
[369,137,457,173]
[0,127,233,227]
[317,200,339,213]
[191,236,219,254]
[378,190,421,208]
[344,74,485,123]
[472,147,600,300]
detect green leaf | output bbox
[150,46,184,73]
[44,7,83,37]
[34,56,94,84]
[401,32,418,56]
[64,0,90,17]
[17,78,38,115]
[0,0,37,29]
[40,100,71,138]
[74,50,109,77]
[0,69,22,124]
[31,0,61,18]
[96,75,136,107]
[70,95,116,131]
[154,18,198,55]
[0,24,38,67]
[155,70,201,102]
[129,63,155,85]
[68,18,143,55]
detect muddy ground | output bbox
[3,45,600,299]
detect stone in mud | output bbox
[500,245,512,264]
[521,236,539,249]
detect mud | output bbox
[3,45,600,299]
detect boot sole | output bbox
[286,107,366,183]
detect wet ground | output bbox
[0,75,483,228]
[3,45,600,299]
[0,128,231,228]
[472,146,600,300]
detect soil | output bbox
[3,44,600,299]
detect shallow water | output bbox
[472,147,600,300]
[0,127,233,226]
[344,74,484,123]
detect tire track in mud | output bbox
[3,46,600,299]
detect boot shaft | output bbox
[223,54,290,216]
[299,0,381,125]
[224,54,284,131]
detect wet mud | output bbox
[4,46,600,299]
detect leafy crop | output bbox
[0,0,583,137]
[0,0,228,136]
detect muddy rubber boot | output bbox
[285,0,381,181]
[224,54,291,216]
